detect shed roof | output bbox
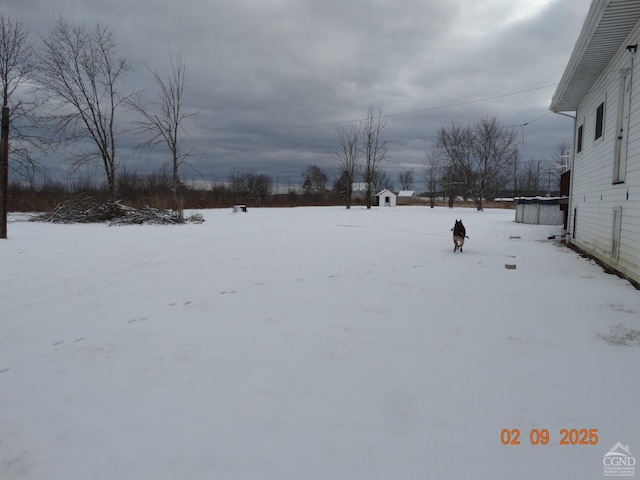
[397,190,415,197]
[550,0,640,112]
[375,188,396,197]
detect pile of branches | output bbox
[31,197,203,225]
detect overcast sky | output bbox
[4,0,590,189]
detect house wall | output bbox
[569,22,640,284]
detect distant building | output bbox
[396,190,416,205]
[351,183,371,197]
[550,0,640,286]
[375,189,396,207]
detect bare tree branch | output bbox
[128,47,197,216]
[437,116,518,210]
[333,123,360,209]
[424,145,443,208]
[36,17,131,199]
[0,13,45,183]
[361,105,388,209]
[398,168,414,191]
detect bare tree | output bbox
[128,48,196,217]
[398,168,414,191]
[0,14,43,183]
[229,171,272,204]
[301,164,328,195]
[517,158,543,196]
[37,17,131,199]
[0,14,32,110]
[437,121,473,208]
[361,105,388,209]
[333,123,359,209]
[1,14,34,237]
[374,170,394,192]
[472,117,518,209]
[424,145,443,208]
[438,116,518,210]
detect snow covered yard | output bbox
[1,206,639,480]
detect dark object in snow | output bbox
[451,219,469,252]
[232,205,247,213]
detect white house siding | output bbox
[568,21,640,284]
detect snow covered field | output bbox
[1,206,639,479]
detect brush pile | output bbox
[31,197,203,225]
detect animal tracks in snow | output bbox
[507,333,533,344]
[126,317,148,324]
[607,303,637,314]
[52,336,87,346]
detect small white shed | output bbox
[375,189,396,207]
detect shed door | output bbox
[612,208,622,261]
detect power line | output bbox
[384,85,558,119]
[509,111,551,129]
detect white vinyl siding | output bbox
[568,23,640,284]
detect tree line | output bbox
[1,13,567,215]
[334,110,568,211]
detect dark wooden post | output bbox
[0,106,9,239]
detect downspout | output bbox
[624,44,637,181]
[550,111,576,241]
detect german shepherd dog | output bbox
[451,219,468,252]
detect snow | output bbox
[1,206,639,479]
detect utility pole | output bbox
[513,154,518,199]
[0,106,9,239]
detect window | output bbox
[576,124,583,153]
[595,101,605,140]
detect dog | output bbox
[451,219,468,252]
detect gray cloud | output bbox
[4,0,588,188]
